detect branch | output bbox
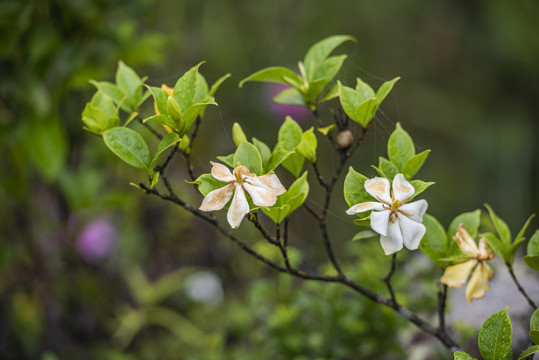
[137,116,164,140]
[381,253,398,305]
[437,283,448,332]
[506,263,537,310]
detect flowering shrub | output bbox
[81,35,538,359]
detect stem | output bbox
[382,253,398,305]
[437,283,448,331]
[138,116,164,140]
[507,263,537,309]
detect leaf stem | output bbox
[507,263,537,309]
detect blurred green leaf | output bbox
[273,87,306,107]
[484,204,512,246]
[232,122,248,147]
[518,345,539,360]
[419,214,447,267]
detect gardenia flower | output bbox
[440,224,494,304]
[346,174,428,255]
[199,162,286,229]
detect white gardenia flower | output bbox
[199,162,286,229]
[346,173,428,255]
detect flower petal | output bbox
[398,215,426,250]
[243,182,277,207]
[257,174,286,195]
[346,202,385,215]
[370,210,391,236]
[364,177,391,204]
[227,185,250,229]
[440,260,477,288]
[392,174,415,202]
[379,218,403,255]
[478,237,494,259]
[454,224,479,257]
[399,199,428,222]
[199,184,235,211]
[210,161,235,182]
[465,262,490,304]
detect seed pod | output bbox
[336,130,354,149]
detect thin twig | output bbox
[507,264,537,309]
[138,116,164,140]
[437,283,448,331]
[248,213,278,245]
[382,253,398,305]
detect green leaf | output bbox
[90,80,129,112]
[116,61,142,99]
[402,150,430,179]
[317,124,337,136]
[352,230,378,241]
[261,204,291,225]
[150,171,160,189]
[281,151,305,178]
[297,127,317,162]
[320,83,339,103]
[216,154,234,168]
[505,237,525,265]
[303,35,356,80]
[143,114,177,133]
[338,82,372,125]
[91,91,117,117]
[239,67,302,88]
[355,77,376,100]
[419,214,448,267]
[447,210,481,256]
[179,135,190,154]
[192,174,226,196]
[478,307,512,360]
[232,122,248,147]
[265,148,293,173]
[194,73,209,103]
[151,132,180,169]
[353,98,377,127]
[103,127,151,171]
[387,122,415,170]
[262,172,309,223]
[354,217,371,227]
[209,73,231,97]
[252,138,272,168]
[378,157,399,180]
[481,232,506,263]
[166,96,183,122]
[312,54,347,85]
[515,214,536,246]
[518,345,539,360]
[524,255,539,273]
[343,167,374,208]
[182,99,217,130]
[528,230,539,256]
[147,85,169,116]
[82,103,108,133]
[409,180,434,199]
[173,61,205,112]
[530,309,539,344]
[375,77,400,106]
[278,116,303,150]
[454,351,477,360]
[273,87,306,107]
[233,142,263,175]
[484,204,512,246]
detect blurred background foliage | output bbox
[0,0,537,359]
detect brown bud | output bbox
[336,130,354,149]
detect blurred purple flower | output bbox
[76,217,116,262]
[265,83,310,123]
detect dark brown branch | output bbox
[381,253,398,305]
[437,283,448,331]
[248,213,278,245]
[507,264,537,310]
[138,116,164,140]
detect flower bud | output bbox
[336,130,354,149]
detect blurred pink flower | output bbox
[265,83,310,123]
[76,217,116,262]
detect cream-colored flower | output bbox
[346,174,428,255]
[199,162,286,228]
[440,224,494,304]
[154,84,174,133]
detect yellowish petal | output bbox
[440,260,476,288]
[227,185,250,229]
[210,162,235,182]
[243,182,276,207]
[392,174,415,202]
[346,202,385,215]
[364,177,391,204]
[258,174,286,195]
[465,262,490,304]
[478,237,494,260]
[161,84,174,96]
[199,184,235,211]
[454,224,479,257]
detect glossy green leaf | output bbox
[147,85,169,116]
[518,345,539,360]
[343,167,374,208]
[262,172,309,223]
[194,73,209,103]
[478,307,512,360]
[173,61,205,112]
[352,230,378,241]
[182,99,217,130]
[303,35,355,80]
[419,214,448,267]
[353,98,377,127]
[216,154,234,168]
[239,67,302,88]
[233,142,263,175]
[355,77,375,101]
[320,83,339,103]
[338,82,369,123]
[103,127,151,171]
[387,122,415,170]
[116,61,142,99]
[232,122,248,147]
[312,54,347,85]
[252,138,272,168]
[91,91,117,117]
[262,204,291,225]
[317,124,337,135]
[151,132,180,169]
[192,174,226,196]
[481,232,506,263]
[143,114,177,132]
[82,103,108,133]
[354,217,371,227]
[524,255,539,272]
[278,116,303,151]
[530,308,539,344]
[273,87,306,107]
[447,210,481,256]
[378,157,399,180]
[265,148,293,173]
[281,151,305,178]
[209,73,231,97]
[485,204,512,246]
[402,150,430,179]
[409,180,434,200]
[297,127,317,162]
[375,77,400,106]
[90,80,129,112]
[527,230,539,256]
[166,96,183,121]
[454,351,477,360]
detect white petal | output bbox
[392,174,415,202]
[346,202,385,215]
[370,210,391,236]
[258,174,286,195]
[199,184,235,211]
[210,161,235,182]
[227,185,250,229]
[478,237,494,259]
[400,199,428,222]
[454,224,479,257]
[398,215,426,250]
[379,218,403,255]
[243,182,277,207]
[364,177,391,204]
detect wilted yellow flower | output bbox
[440,224,494,304]
[154,84,174,133]
[199,162,286,229]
